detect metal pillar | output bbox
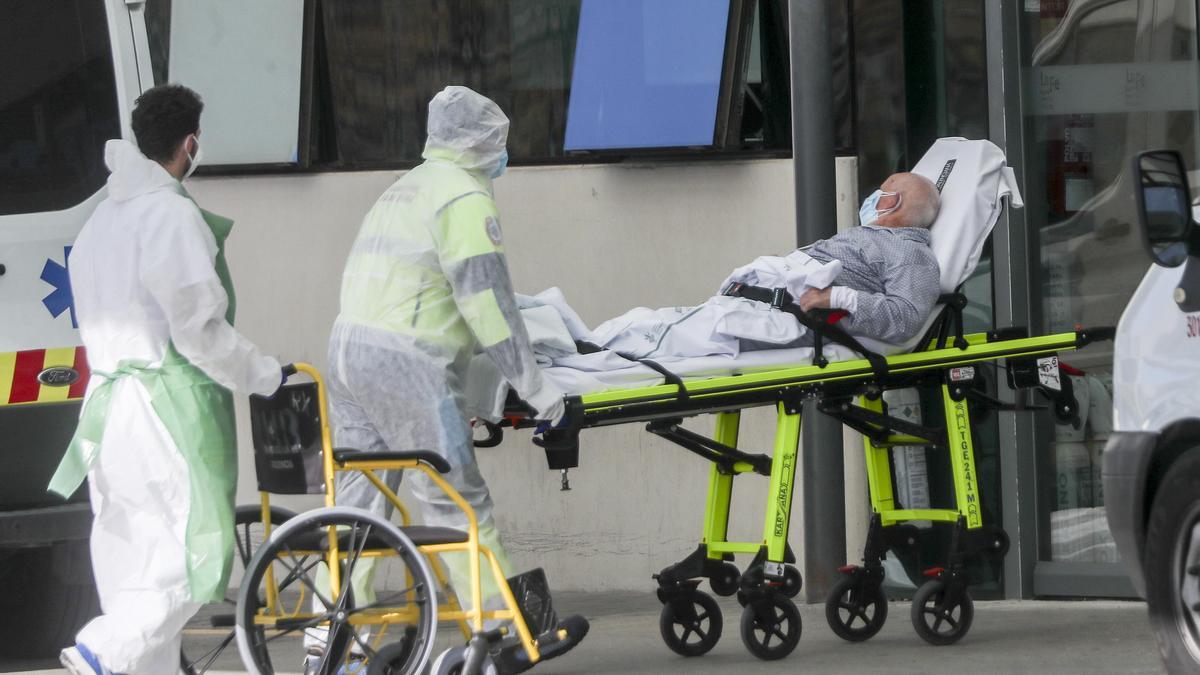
[985,0,1037,600]
[789,0,845,603]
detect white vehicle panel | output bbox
[1112,262,1200,432]
[0,0,143,355]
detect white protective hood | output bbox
[421,86,509,176]
[103,139,180,202]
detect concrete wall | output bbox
[188,156,860,592]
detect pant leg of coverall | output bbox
[331,345,516,628]
[406,454,515,627]
[303,379,402,653]
[75,381,202,674]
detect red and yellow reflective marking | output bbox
[0,347,89,407]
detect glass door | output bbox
[1018,0,1199,594]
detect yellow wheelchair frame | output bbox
[239,363,550,673]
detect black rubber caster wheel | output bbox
[709,562,741,597]
[430,646,498,675]
[987,530,1011,558]
[910,579,974,645]
[825,575,888,642]
[779,566,802,599]
[366,626,418,674]
[739,595,801,660]
[659,589,723,657]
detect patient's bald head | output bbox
[874,173,940,230]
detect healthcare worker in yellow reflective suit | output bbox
[309,87,565,661]
[48,84,282,675]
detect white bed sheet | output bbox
[465,340,908,421]
[464,137,1023,422]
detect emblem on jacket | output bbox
[485,216,503,246]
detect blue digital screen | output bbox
[564,0,731,151]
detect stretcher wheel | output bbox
[235,507,438,674]
[739,596,801,660]
[987,530,1011,558]
[910,579,973,645]
[779,566,803,599]
[825,576,888,642]
[709,562,741,597]
[659,589,723,657]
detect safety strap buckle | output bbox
[770,287,787,310]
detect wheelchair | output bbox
[232,363,586,674]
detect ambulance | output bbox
[0,0,145,657]
[1105,149,1200,674]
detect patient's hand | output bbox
[799,287,831,311]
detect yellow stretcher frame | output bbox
[524,327,1104,591]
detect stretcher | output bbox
[476,138,1115,659]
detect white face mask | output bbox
[182,134,203,180]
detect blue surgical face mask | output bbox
[858,189,901,226]
[490,150,509,179]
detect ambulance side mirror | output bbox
[1133,149,1196,268]
[1133,149,1200,312]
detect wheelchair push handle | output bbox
[281,363,298,380]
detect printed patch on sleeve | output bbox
[485,215,503,246]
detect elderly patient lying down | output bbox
[585,172,943,360]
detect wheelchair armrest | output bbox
[332,448,452,474]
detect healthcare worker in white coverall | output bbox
[48,84,283,675]
[305,86,579,669]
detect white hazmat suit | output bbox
[319,86,563,635]
[48,139,281,674]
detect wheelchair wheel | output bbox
[739,595,801,661]
[659,589,722,657]
[910,579,973,646]
[236,506,438,674]
[825,575,887,642]
[181,505,297,674]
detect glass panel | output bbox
[151,0,811,168]
[308,0,799,166]
[316,0,581,166]
[1021,0,1199,565]
[0,0,120,216]
[849,0,1000,597]
[165,0,305,165]
[563,0,731,150]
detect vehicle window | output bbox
[147,0,305,166]
[0,0,120,216]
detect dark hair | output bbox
[130,84,203,163]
